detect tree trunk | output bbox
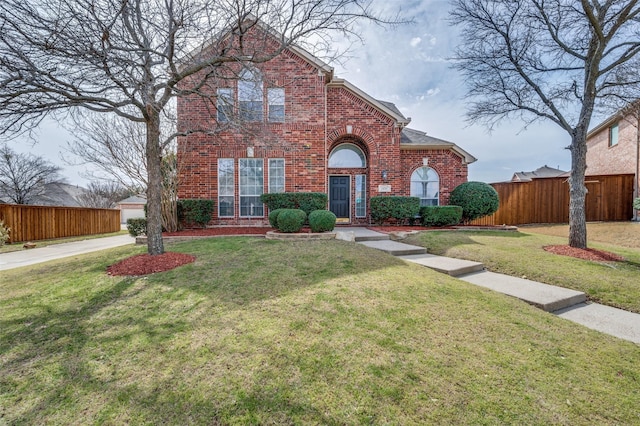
[568,132,588,249]
[146,110,165,255]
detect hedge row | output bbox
[260,193,327,215]
[370,196,420,224]
[420,206,462,227]
[270,208,337,233]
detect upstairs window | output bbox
[238,69,263,122]
[410,167,439,206]
[217,88,233,122]
[609,122,619,147]
[268,88,285,122]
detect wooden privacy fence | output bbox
[0,204,121,243]
[470,174,635,226]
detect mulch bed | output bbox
[543,245,625,262]
[163,227,271,236]
[107,252,196,276]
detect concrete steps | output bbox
[459,271,587,312]
[358,240,427,256]
[399,254,484,277]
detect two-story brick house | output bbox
[177,25,476,226]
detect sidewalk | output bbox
[0,234,135,271]
[348,227,640,345]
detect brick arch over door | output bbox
[327,126,376,153]
[327,135,371,224]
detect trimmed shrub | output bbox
[0,220,10,246]
[370,196,420,224]
[178,199,215,228]
[261,193,327,216]
[449,181,500,222]
[268,208,285,228]
[634,197,640,210]
[308,210,337,232]
[276,209,307,233]
[126,218,147,236]
[420,206,463,227]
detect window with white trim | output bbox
[218,159,234,217]
[268,88,285,122]
[268,159,285,193]
[411,167,439,206]
[238,69,263,122]
[217,88,233,122]
[355,174,366,217]
[609,122,619,147]
[239,158,264,217]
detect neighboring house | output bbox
[586,109,640,206]
[511,165,567,182]
[177,22,476,225]
[116,194,146,224]
[30,182,89,207]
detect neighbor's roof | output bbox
[512,165,567,182]
[400,127,477,164]
[118,194,147,205]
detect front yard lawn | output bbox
[1,237,639,424]
[405,227,640,313]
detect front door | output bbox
[329,176,350,221]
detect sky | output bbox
[6,0,577,186]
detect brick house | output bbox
[586,110,640,209]
[177,25,476,226]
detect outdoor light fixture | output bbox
[382,170,388,181]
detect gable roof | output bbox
[400,127,477,164]
[327,78,411,126]
[118,194,147,205]
[512,165,567,182]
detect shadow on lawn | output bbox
[156,237,407,306]
[406,230,530,255]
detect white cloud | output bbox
[410,37,422,47]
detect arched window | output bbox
[328,144,366,168]
[411,167,439,206]
[238,68,263,121]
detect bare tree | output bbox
[67,110,184,231]
[77,180,138,209]
[0,144,63,204]
[450,0,640,248]
[0,0,400,255]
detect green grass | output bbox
[0,230,128,253]
[1,237,640,424]
[405,229,640,313]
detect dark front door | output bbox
[329,176,350,219]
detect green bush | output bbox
[634,197,640,210]
[370,196,420,224]
[276,209,307,233]
[420,206,463,227]
[126,218,147,237]
[268,208,285,228]
[178,199,215,228]
[0,220,10,246]
[261,193,327,216]
[449,181,500,223]
[308,210,337,232]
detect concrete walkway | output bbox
[350,227,640,345]
[0,234,135,271]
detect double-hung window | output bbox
[268,159,285,193]
[218,159,235,217]
[239,159,264,217]
[238,69,263,122]
[268,88,285,122]
[217,88,233,122]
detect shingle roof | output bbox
[400,128,477,164]
[118,194,147,204]
[512,165,567,182]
